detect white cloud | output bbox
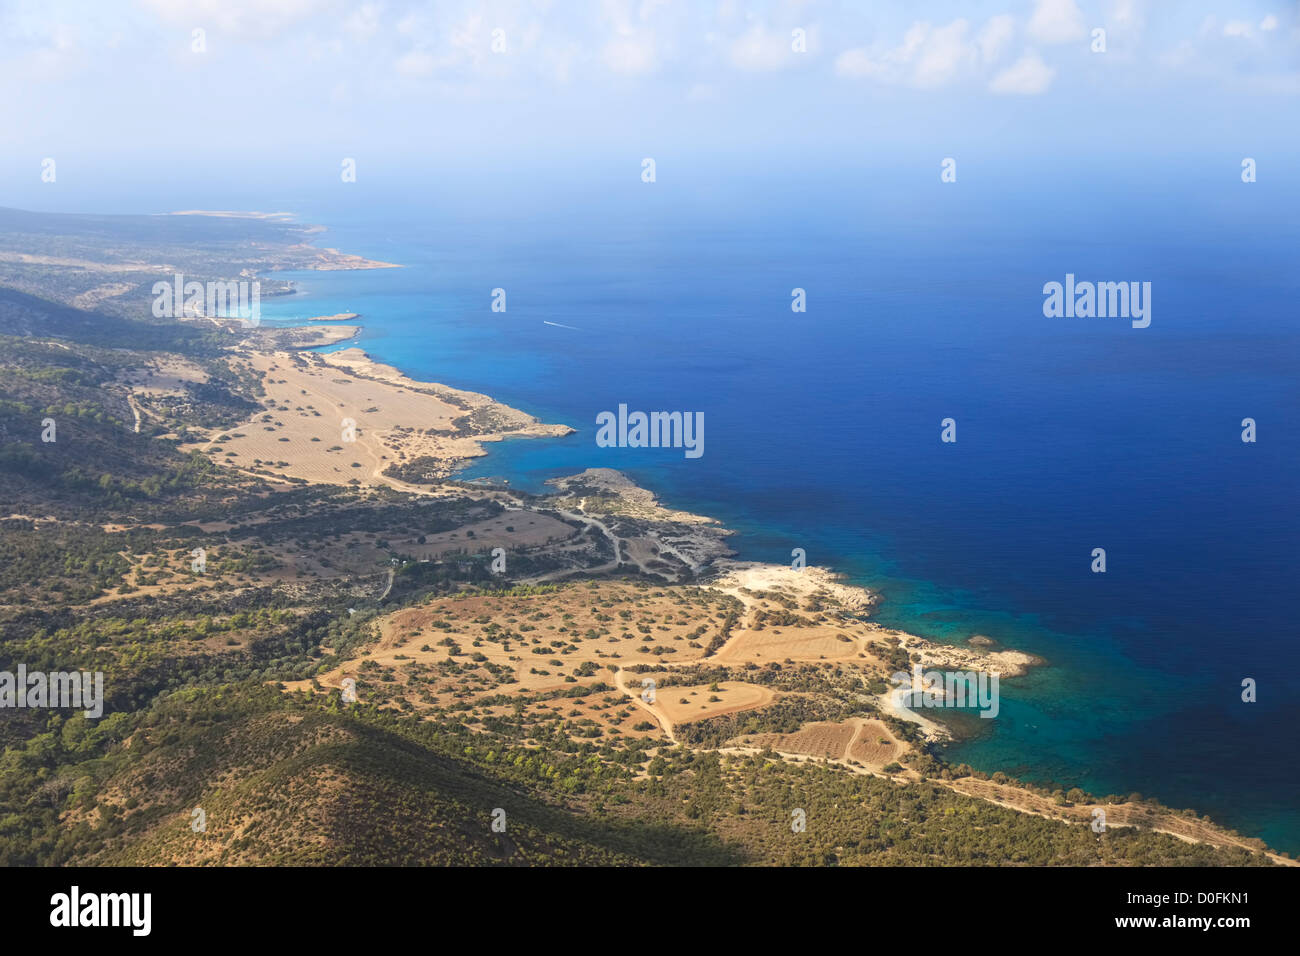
[834,19,974,88]
[137,0,329,37]
[1099,0,1145,55]
[597,0,675,76]
[914,19,974,86]
[1108,0,1141,28]
[539,38,581,85]
[602,32,658,75]
[729,24,792,71]
[989,51,1055,93]
[6,0,1288,113]
[1221,15,1280,39]
[394,49,435,77]
[977,14,1016,63]
[343,3,380,42]
[384,10,494,80]
[833,47,883,80]
[835,15,1034,89]
[1027,0,1086,45]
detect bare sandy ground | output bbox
[72,282,136,309]
[714,623,864,663]
[187,347,572,488]
[284,582,736,700]
[0,252,168,272]
[116,355,210,396]
[247,325,360,348]
[286,245,401,270]
[709,560,875,613]
[651,680,776,724]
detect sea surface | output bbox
[250,169,1300,854]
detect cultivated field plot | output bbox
[738,718,904,770]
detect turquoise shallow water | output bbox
[256,182,1300,855]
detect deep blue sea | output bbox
[251,167,1300,854]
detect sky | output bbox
[1,0,1297,209]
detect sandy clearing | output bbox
[713,623,864,664]
[651,680,776,725]
[709,561,875,613]
[72,282,135,309]
[290,582,734,699]
[0,252,169,272]
[188,348,571,489]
